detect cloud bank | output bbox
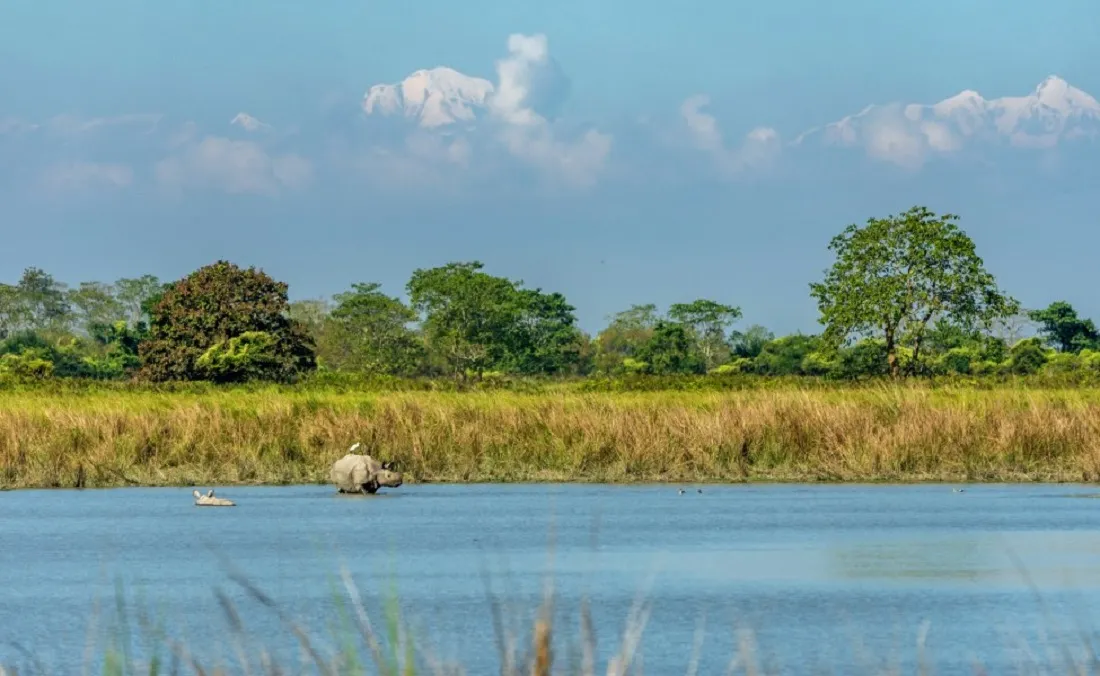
[2,34,1098,202]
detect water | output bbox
[3,483,1100,673]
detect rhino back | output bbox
[330,453,380,491]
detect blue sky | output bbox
[2,0,1099,335]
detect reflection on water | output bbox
[2,483,1100,673]
[831,531,1100,587]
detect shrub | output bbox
[935,347,980,375]
[195,331,281,383]
[0,348,54,380]
[1008,338,1049,375]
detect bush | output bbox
[799,351,835,377]
[0,348,54,380]
[710,358,753,375]
[196,331,281,383]
[1042,351,1080,375]
[935,347,980,375]
[1008,338,1049,375]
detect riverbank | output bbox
[3,383,1100,489]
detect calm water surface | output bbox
[3,483,1100,673]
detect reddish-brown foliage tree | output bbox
[138,261,316,382]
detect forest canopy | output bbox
[0,207,1094,384]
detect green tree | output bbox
[594,303,660,373]
[406,261,519,380]
[809,206,1018,378]
[833,339,891,379]
[0,284,22,339]
[138,261,316,382]
[502,289,586,375]
[753,334,820,375]
[68,282,125,335]
[114,275,164,326]
[84,320,147,377]
[730,324,774,359]
[287,298,331,336]
[1008,337,1048,375]
[635,321,705,375]
[327,283,424,375]
[1028,301,1098,353]
[667,299,741,370]
[10,267,71,333]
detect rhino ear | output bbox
[381,461,392,470]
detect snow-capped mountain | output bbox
[795,76,1100,154]
[363,67,495,128]
[230,112,271,132]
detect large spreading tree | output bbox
[138,261,316,382]
[407,261,585,379]
[809,206,1018,378]
[325,282,425,375]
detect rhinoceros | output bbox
[330,444,403,494]
[193,488,236,507]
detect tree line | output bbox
[2,206,1099,384]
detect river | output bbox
[3,483,1100,674]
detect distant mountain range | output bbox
[794,75,1100,154]
[363,67,1100,159]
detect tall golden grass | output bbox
[4,383,1100,489]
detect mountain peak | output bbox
[230,112,271,133]
[1030,74,1098,113]
[363,66,495,128]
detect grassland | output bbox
[4,377,1100,489]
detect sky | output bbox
[2,0,1099,335]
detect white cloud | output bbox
[680,95,780,177]
[36,161,133,195]
[43,113,162,136]
[345,132,478,195]
[154,135,312,195]
[0,113,163,138]
[0,117,35,135]
[230,112,273,133]
[484,33,611,187]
